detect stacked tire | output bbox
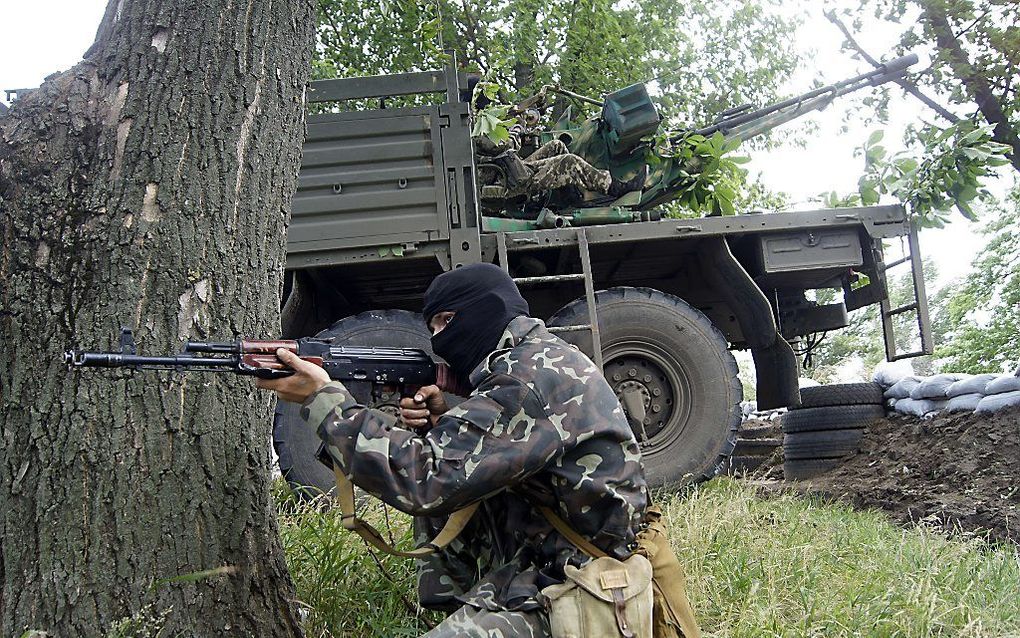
[723,421,782,476]
[782,383,885,480]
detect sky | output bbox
[745,3,1015,289]
[1,2,1013,290]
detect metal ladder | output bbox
[879,222,933,361]
[496,229,604,370]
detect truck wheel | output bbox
[273,309,436,497]
[548,287,741,487]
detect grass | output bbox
[276,478,1020,638]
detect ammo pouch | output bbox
[542,554,654,638]
[540,505,702,638]
[636,506,701,638]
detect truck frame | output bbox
[273,59,933,492]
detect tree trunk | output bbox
[510,0,542,92]
[0,0,316,636]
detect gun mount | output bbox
[515,54,918,217]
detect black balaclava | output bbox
[423,263,530,382]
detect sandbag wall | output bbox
[877,369,1020,417]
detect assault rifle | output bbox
[65,328,464,395]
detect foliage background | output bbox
[314,0,802,130]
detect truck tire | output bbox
[273,309,437,497]
[780,404,885,434]
[723,455,768,476]
[548,287,741,487]
[783,428,865,460]
[731,438,782,457]
[796,383,884,409]
[738,422,782,440]
[783,458,843,480]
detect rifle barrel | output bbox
[184,341,239,353]
[65,351,238,369]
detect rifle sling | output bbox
[538,505,608,558]
[333,465,479,558]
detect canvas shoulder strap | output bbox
[333,465,479,558]
[538,505,608,558]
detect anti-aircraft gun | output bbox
[481,54,918,229]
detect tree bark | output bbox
[0,0,316,636]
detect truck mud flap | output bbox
[697,237,800,410]
[751,340,800,410]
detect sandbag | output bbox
[910,374,967,400]
[975,391,1020,414]
[884,376,921,400]
[945,393,983,414]
[893,397,947,417]
[985,376,1020,395]
[946,374,998,398]
[872,363,913,389]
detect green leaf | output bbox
[721,137,743,154]
[865,145,887,163]
[717,195,735,216]
[487,126,510,145]
[152,566,238,591]
[866,130,885,147]
[955,198,978,221]
[893,157,919,173]
[961,127,987,145]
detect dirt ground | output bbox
[769,407,1020,544]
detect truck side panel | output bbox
[289,107,452,268]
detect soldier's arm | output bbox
[301,374,561,516]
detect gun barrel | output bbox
[184,341,239,353]
[682,53,918,141]
[878,53,918,78]
[65,350,238,369]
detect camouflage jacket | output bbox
[301,316,648,612]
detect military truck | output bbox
[273,55,933,492]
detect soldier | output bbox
[472,89,645,201]
[506,137,645,199]
[257,263,648,637]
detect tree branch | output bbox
[917,1,1020,173]
[952,8,992,40]
[825,10,961,125]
